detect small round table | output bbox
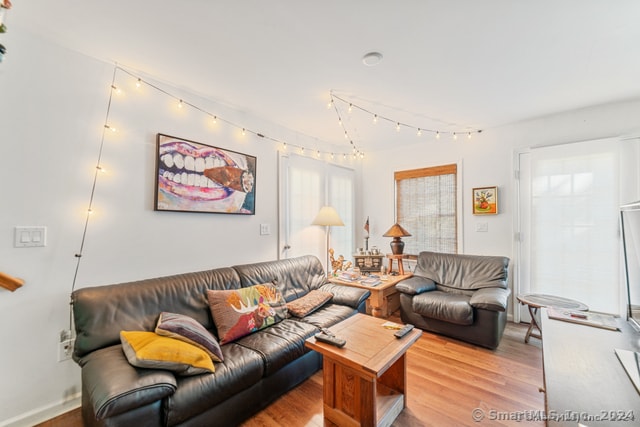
[516,294,589,343]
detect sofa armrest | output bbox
[469,287,512,312]
[319,283,370,309]
[80,345,177,420]
[396,276,437,295]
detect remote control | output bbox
[394,324,415,338]
[315,333,346,348]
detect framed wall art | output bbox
[155,133,256,215]
[472,186,498,215]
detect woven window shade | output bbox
[395,164,457,254]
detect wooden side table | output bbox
[328,273,412,318]
[517,294,588,343]
[385,254,406,275]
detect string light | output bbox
[103,66,362,163]
[330,92,482,140]
[104,124,116,132]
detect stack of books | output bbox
[338,271,360,281]
[360,276,382,287]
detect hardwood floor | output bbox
[37,317,544,427]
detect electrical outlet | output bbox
[58,339,74,362]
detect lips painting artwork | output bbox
[155,134,256,214]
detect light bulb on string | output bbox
[343,153,347,160]
[212,115,217,124]
[373,114,378,124]
[436,131,440,139]
[453,132,457,140]
[135,78,141,89]
[178,99,184,109]
[111,85,121,95]
[104,124,116,132]
[348,104,353,113]
[241,128,246,136]
[417,128,422,137]
[96,165,106,173]
[330,153,335,160]
[316,150,321,158]
[396,122,401,132]
[467,132,472,139]
[282,142,287,151]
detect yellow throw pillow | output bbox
[120,331,214,376]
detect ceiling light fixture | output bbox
[362,52,383,66]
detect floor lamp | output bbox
[312,206,345,276]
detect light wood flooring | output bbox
[38,316,544,427]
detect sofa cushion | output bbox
[414,251,509,291]
[81,345,177,420]
[286,290,333,317]
[207,283,288,344]
[120,331,215,375]
[235,319,319,376]
[165,343,265,426]
[469,287,511,312]
[396,276,437,295]
[412,291,474,325]
[296,303,359,329]
[155,312,223,362]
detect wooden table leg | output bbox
[524,305,542,343]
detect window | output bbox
[279,153,355,269]
[395,164,457,254]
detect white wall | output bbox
[0,31,308,425]
[361,99,640,316]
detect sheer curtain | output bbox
[279,153,355,270]
[519,138,620,314]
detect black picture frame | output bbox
[154,133,256,215]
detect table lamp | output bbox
[312,206,345,275]
[383,223,411,255]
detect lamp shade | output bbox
[383,223,411,255]
[311,206,345,226]
[382,223,411,238]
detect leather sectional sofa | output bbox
[71,255,370,427]
[396,251,511,349]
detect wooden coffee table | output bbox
[328,273,412,318]
[305,313,422,427]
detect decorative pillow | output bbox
[206,283,287,344]
[120,331,214,376]
[155,312,223,362]
[286,290,333,318]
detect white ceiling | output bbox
[10,0,640,152]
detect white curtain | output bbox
[517,138,640,316]
[279,153,355,270]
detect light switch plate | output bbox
[14,226,47,247]
[260,224,271,235]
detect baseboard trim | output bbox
[0,393,81,427]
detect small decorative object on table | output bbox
[328,248,352,276]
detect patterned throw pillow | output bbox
[120,331,215,376]
[206,283,287,344]
[286,290,333,318]
[155,312,224,362]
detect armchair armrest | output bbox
[319,283,370,309]
[469,287,512,312]
[395,276,437,295]
[80,345,177,420]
